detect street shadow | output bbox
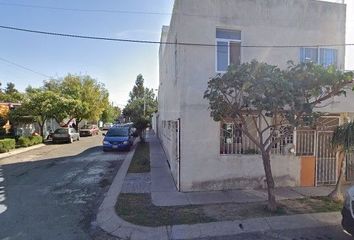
[0,145,127,240]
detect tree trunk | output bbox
[329,148,346,202]
[75,119,82,131]
[262,151,277,212]
[39,123,45,139]
[139,128,145,142]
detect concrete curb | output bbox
[96,140,343,240]
[0,144,46,161]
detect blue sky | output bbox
[0,0,174,108]
[0,0,352,108]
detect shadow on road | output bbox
[0,145,126,240]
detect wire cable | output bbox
[0,25,353,48]
[0,2,171,16]
[1,1,353,23]
[0,56,51,78]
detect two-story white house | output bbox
[157,0,352,192]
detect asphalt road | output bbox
[0,135,127,240]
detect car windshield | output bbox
[106,128,129,137]
[54,129,68,134]
[81,125,92,129]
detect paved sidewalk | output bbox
[147,132,343,206]
[96,132,347,240]
[0,143,45,161]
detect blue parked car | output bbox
[102,126,135,151]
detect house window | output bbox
[216,29,241,72]
[271,126,294,155]
[300,48,338,67]
[221,123,242,144]
[300,48,318,63]
[320,48,338,67]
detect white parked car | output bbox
[52,127,80,144]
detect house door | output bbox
[316,131,337,185]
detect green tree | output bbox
[0,82,24,103]
[101,103,121,123]
[204,60,353,211]
[329,122,354,201]
[129,74,145,102]
[10,90,62,138]
[44,74,110,128]
[124,75,157,140]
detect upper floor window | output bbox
[319,48,338,67]
[216,29,241,72]
[300,47,338,67]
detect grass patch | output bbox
[116,194,344,226]
[279,196,343,215]
[116,194,215,227]
[128,142,150,173]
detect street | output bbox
[0,135,126,240]
[0,135,353,240]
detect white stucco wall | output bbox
[159,0,347,191]
[183,154,301,191]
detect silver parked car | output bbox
[52,127,80,144]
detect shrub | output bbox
[18,136,43,148]
[0,139,16,153]
[18,136,32,147]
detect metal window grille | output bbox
[220,123,258,155]
[270,126,294,155]
[295,130,316,156]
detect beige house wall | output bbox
[158,0,347,191]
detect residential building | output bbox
[158,0,351,192]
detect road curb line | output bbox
[95,138,342,240]
[0,144,46,161]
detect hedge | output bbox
[0,139,16,153]
[17,136,43,148]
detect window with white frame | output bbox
[216,29,241,72]
[300,47,338,67]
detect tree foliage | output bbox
[0,82,24,103]
[43,74,110,126]
[329,122,354,201]
[124,75,157,139]
[10,74,111,135]
[204,60,353,211]
[101,103,121,123]
[10,90,62,137]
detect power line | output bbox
[2,1,354,23]
[0,56,51,78]
[0,24,353,48]
[0,2,171,16]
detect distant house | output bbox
[0,102,60,138]
[0,102,21,135]
[157,0,352,192]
